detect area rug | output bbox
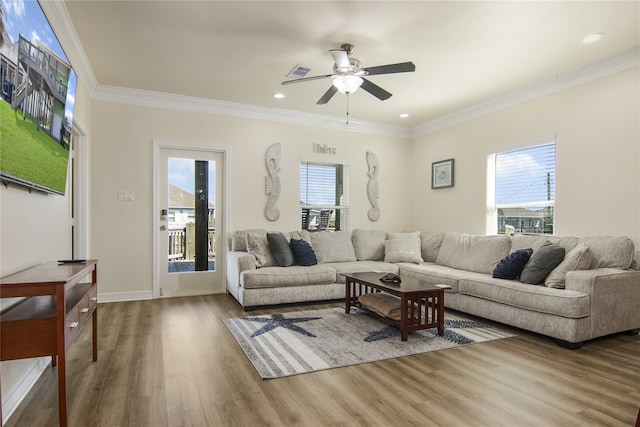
[226,307,515,379]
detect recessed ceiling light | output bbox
[399,113,409,118]
[582,33,605,44]
[273,93,285,99]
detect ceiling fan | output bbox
[281,43,416,105]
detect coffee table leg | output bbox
[400,297,409,341]
[345,279,351,313]
[437,291,444,336]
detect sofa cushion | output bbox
[230,229,267,251]
[458,277,590,318]
[246,232,276,267]
[384,237,424,264]
[420,232,444,262]
[352,229,386,261]
[545,245,592,289]
[241,265,336,289]
[435,232,511,274]
[387,231,420,240]
[509,234,548,253]
[289,239,318,266]
[510,234,579,255]
[520,241,565,285]
[399,262,481,293]
[288,229,312,243]
[631,250,640,271]
[267,232,294,267]
[578,236,634,269]
[492,249,533,280]
[310,231,357,263]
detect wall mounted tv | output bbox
[0,1,77,195]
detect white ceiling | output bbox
[60,1,639,128]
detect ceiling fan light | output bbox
[332,75,363,94]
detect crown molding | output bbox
[411,46,640,137]
[92,85,411,138]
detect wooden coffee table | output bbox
[342,272,445,341]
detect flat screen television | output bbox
[0,1,77,195]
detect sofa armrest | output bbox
[226,251,257,299]
[565,268,640,339]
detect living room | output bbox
[1,1,639,425]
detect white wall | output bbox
[89,102,412,296]
[409,68,640,247]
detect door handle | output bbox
[160,225,166,230]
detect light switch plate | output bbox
[118,190,134,201]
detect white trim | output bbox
[93,85,410,138]
[1,358,50,425]
[73,122,90,258]
[486,135,557,155]
[496,201,556,209]
[152,140,230,299]
[98,291,153,303]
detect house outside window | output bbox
[300,161,349,231]
[487,140,556,235]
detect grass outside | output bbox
[0,99,69,193]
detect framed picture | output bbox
[432,158,454,189]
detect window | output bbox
[488,140,555,235]
[300,161,349,231]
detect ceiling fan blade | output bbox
[362,61,416,76]
[329,49,351,70]
[360,78,392,101]
[281,74,333,85]
[316,85,338,105]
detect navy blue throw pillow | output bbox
[289,239,318,266]
[492,248,534,279]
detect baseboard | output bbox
[98,290,153,303]
[1,357,50,425]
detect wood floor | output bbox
[4,294,640,427]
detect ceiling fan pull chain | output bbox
[346,93,350,125]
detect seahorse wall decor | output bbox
[366,151,380,221]
[264,143,281,221]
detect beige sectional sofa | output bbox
[226,229,640,346]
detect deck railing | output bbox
[167,225,215,261]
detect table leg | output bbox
[56,286,68,427]
[92,308,98,361]
[437,291,445,336]
[400,296,409,341]
[345,279,351,313]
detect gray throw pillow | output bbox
[520,240,565,285]
[267,232,294,267]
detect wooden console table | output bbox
[0,260,98,427]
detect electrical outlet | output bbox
[118,190,134,201]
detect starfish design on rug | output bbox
[246,313,322,338]
[364,319,490,343]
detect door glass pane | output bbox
[167,157,216,273]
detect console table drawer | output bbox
[65,307,80,349]
[89,286,98,311]
[77,293,92,326]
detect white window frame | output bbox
[300,160,349,231]
[487,137,556,235]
